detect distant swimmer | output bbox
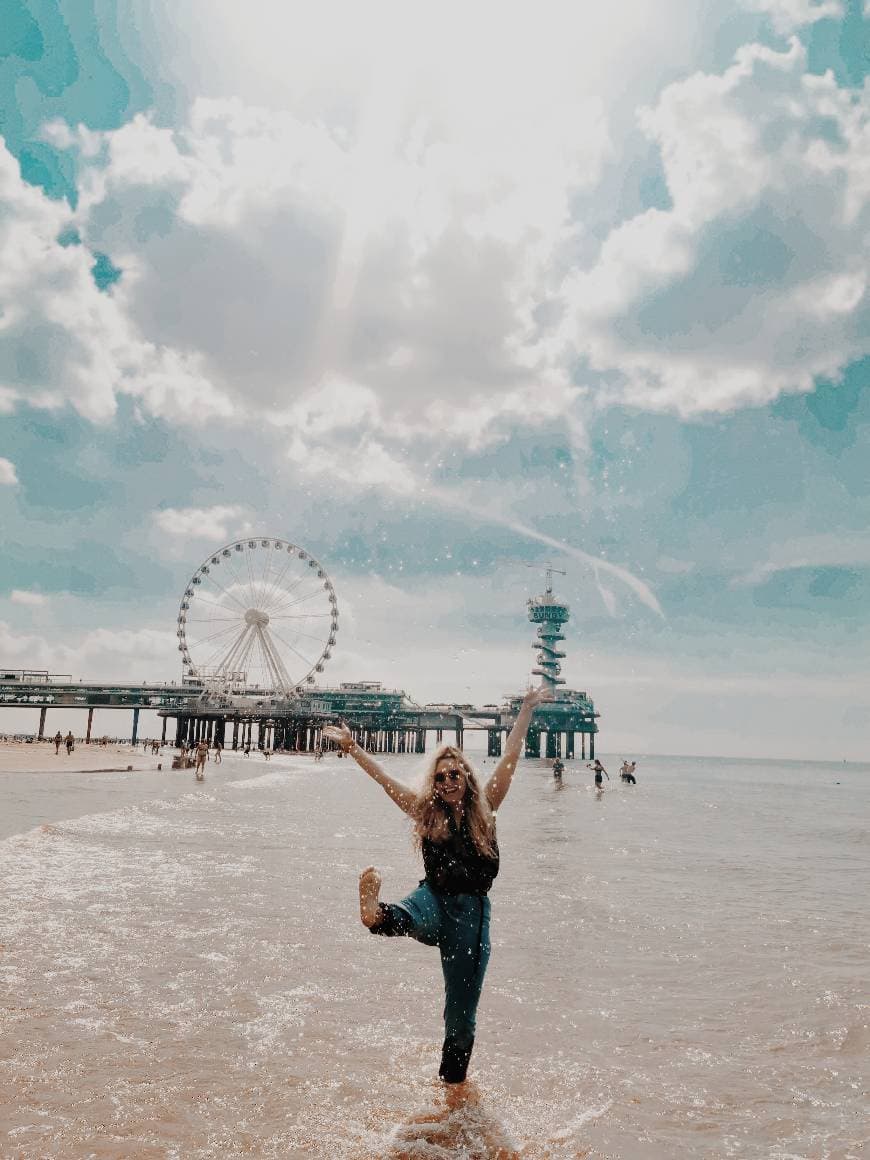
[194,739,208,781]
[619,761,637,784]
[324,682,553,1086]
[589,758,609,789]
[552,758,564,782]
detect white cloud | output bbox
[63,95,608,443]
[0,140,235,424]
[562,39,870,416]
[5,3,863,451]
[735,532,870,585]
[0,620,179,683]
[0,457,18,485]
[10,590,48,606]
[741,0,844,33]
[152,505,251,540]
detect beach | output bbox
[0,749,867,1158]
[0,739,165,776]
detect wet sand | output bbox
[0,740,165,775]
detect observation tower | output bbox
[528,566,569,693]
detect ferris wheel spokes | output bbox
[265,584,329,618]
[255,623,295,694]
[266,624,322,676]
[178,537,339,696]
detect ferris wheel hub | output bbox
[244,608,270,627]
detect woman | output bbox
[589,757,609,789]
[323,684,550,1085]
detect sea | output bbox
[0,751,867,1159]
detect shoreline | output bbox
[0,739,167,775]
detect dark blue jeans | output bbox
[372,881,491,1077]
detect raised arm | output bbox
[485,684,553,811]
[322,722,419,816]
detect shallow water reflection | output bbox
[0,753,867,1157]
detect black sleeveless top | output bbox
[422,812,499,896]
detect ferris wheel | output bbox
[177,537,338,697]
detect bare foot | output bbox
[359,866,382,927]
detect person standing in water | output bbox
[619,760,637,784]
[589,757,609,789]
[194,739,208,781]
[324,683,552,1085]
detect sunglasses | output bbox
[434,767,465,785]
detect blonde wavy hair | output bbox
[412,745,496,858]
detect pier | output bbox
[0,675,598,757]
[1,548,598,757]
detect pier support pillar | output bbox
[38,706,47,739]
[545,731,560,759]
[487,729,502,757]
[436,728,443,743]
[86,707,94,744]
[175,717,184,747]
[525,726,541,759]
[131,707,140,746]
[589,733,595,760]
[565,732,574,759]
[416,728,426,753]
[581,733,586,760]
[161,715,167,744]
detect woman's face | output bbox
[433,757,467,805]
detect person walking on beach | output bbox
[589,758,609,789]
[64,731,75,755]
[213,740,222,764]
[323,682,552,1085]
[53,731,62,756]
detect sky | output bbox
[0,0,868,759]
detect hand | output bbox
[523,684,554,709]
[322,722,353,752]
